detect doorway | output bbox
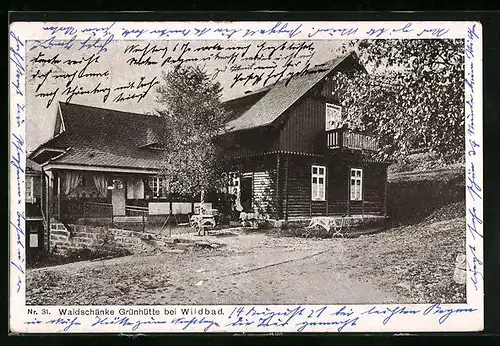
[111,178,126,216]
[240,175,253,212]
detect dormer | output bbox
[138,126,166,150]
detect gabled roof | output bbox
[30,102,167,170]
[26,158,42,172]
[224,51,364,133]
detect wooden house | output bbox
[218,51,389,220]
[29,51,388,225]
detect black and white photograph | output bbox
[9,20,483,333]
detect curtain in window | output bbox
[127,177,144,199]
[63,171,83,196]
[92,174,108,197]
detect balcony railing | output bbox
[326,128,379,151]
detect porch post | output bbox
[40,171,45,253]
[284,154,289,221]
[45,172,51,254]
[57,173,61,221]
[276,153,282,219]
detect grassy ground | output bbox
[333,201,466,303]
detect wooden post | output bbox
[276,153,281,219]
[346,165,351,216]
[142,211,146,233]
[284,154,289,220]
[325,159,329,217]
[40,171,45,254]
[40,171,44,208]
[45,173,51,254]
[361,170,365,221]
[57,173,61,221]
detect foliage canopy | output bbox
[334,39,464,162]
[155,66,229,198]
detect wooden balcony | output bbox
[326,128,379,151]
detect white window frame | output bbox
[311,165,326,201]
[147,176,167,199]
[350,168,363,201]
[325,103,342,131]
[228,172,240,197]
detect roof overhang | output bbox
[30,147,67,162]
[223,51,363,134]
[41,162,158,175]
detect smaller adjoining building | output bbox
[29,102,211,234]
[25,158,46,265]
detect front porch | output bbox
[46,169,199,222]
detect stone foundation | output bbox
[48,221,185,256]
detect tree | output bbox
[155,66,229,202]
[334,39,464,163]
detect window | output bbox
[311,165,326,201]
[350,168,363,201]
[228,172,240,196]
[325,103,342,131]
[26,176,34,203]
[147,176,168,198]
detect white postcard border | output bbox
[9,20,483,333]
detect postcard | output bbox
[9,19,483,333]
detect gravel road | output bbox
[27,230,400,305]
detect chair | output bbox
[330,216,347,238]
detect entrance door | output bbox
[240,175,253,212]
[26,221,44,267]
[111,179,126,216]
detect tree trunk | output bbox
[200,189,205,214]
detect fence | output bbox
[54,199,219,234]
[80,202,149,233]
[80,201,114,227]
[80,202,197,234]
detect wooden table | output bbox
[306,216,350,238]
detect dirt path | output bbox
[27,231,400,305]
